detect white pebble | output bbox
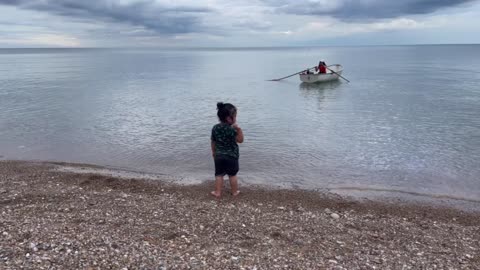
[331,213,340,219]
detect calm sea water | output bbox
[1,46,479,202]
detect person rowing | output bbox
[317,60,327,74]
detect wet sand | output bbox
[0,160,479,269]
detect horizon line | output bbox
[0,43,479,50]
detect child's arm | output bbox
[233,124,244,143]
[211,140,216,157]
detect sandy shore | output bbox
[0,160,479,269]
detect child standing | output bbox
[211,102,244,198]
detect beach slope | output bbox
[0,161,478,269]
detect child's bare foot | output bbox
[210,191,221,198]
[231,190,240,197]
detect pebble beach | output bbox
[0,160,479,269]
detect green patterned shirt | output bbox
[211,123,239,159]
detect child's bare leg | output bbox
[211,175,224,197]
[229,175,240,196]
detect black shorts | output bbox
[214,155,239,176]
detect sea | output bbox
[1,45,479,204]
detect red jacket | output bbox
[319,65,327,73]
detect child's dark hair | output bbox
[217,102,237,123]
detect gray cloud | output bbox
[0,0,211,34]
[263,0,475,20]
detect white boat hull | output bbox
[299,65,343,83]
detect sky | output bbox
[0,0,479,48]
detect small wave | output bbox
[330,186,480,204]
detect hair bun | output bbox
[217,102,225,110]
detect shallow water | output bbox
[1,46,479,202]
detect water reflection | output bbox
[298,81,342,105]
[299,80,342,90]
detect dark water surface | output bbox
[1,46,479,202]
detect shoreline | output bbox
[1,160,479,269]
[56,160,480,212]
[15,158,480,212]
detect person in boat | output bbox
[318,61,327,74]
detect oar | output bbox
[268,66,317,81]
[324,65,350,83]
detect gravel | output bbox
[0,160,479,269]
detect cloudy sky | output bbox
[1,0,479,47]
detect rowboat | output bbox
[269,63,349,83]
[299,64,343,83]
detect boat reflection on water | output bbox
[298,81,343,109]
[299,80,342,91]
